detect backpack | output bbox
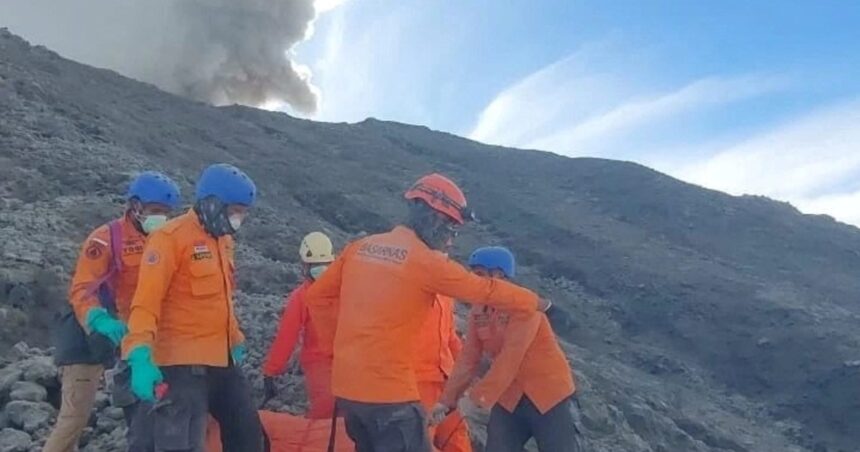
[53,220,124,366]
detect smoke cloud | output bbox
[0,0,323,114]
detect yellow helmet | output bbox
[299,232,335,264]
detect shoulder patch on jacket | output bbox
[144,250,161,265]
[85,241,106,259]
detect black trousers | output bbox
[338,398,432,452]
[134,365,264,452]
[485,396,581,452]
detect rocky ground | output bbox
[2,27,860,451]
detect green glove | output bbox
[86,307,128,346]
[231,343,246,365]
[128,346,163,402]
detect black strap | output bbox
[327,399,338,452]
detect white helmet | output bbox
[299,232,335,264]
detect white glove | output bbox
[429,402,452,426]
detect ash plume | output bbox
[0,0,322,113]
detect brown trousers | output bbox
[43,364,104,452]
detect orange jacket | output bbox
[122,211,245,367]
[441,305,575,414]
[68,215,146,325]
[305,226,540,404]
[262,281,333,376]
[415,295,462,383]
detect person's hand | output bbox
[127,346,163,402]
[86,307,128,346]
[461,395,487,417]
[429,402,452,426]
[231,343,247,365]
[263,376,278,402]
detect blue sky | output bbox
[294,0,860,225]
[2,0,859,225]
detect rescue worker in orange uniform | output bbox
[305,173,554,452]
[262,231,337,419]
[416,294,473,452]
[122,163,265,452]
[46,171,180,452]
[431,246,580,452]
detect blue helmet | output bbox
[468,246,516,278]
[127,171,181,209]
[195,164,257,206]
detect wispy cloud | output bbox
[470,45,860,225]
[468,44,788,156]
[671,100,860,224]
[469,41,638,148]
[525,75,788,153]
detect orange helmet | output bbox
[404,173,474,224]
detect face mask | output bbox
[309,265,329,280]
[141,215,168,234]
[228,214,244,232]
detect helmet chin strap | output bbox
[194,197,234,238]
[127,199,147,235]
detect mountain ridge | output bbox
[1,28,859,451]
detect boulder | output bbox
[19,357,58,388]
[93,391,110,410]
[8,382,47,402]
[0,428,32,452]
[95,415,120,434]
[3,401,55,433]
[9,343,31,361]
[103,407,125,421]
[0,368,22,394]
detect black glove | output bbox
[263,376,278,402]
[545,304,575,334]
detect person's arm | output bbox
[68,227,111,328]
[421,251,540,313]
[262,287,306,376]
[439,311,483,407]
[468,311,541,410]
[122,232,177,356]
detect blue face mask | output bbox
[309,265,329,280]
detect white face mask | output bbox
[229,214,244,232]
[141,215,168,234]
[309,265,329,280]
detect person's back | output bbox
[306,173,549,452]
[327,226,540,403]
[434,246,580,452]
[332,226,449,402]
